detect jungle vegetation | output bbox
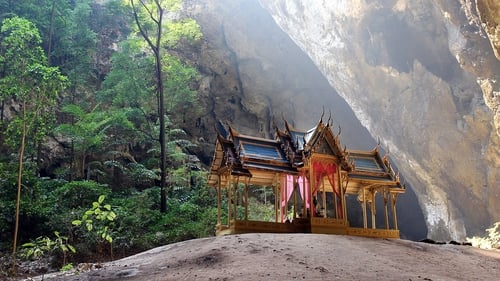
[0,0,243,275]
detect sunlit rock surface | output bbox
[176,0,500,240]
[258,0,500,240]
[180,0,427,240]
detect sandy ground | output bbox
[24,233,499,281]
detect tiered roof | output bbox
[208,118,403,191]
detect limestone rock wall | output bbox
[181,0,376,161]
[259,0,500,240]
[179,0,429,240]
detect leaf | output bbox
[104,204,111,211]
[68,245,76,253]
[98,195,105,204]
[72,220,82,226]
[107,211,116,221]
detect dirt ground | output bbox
[22,233,500,281]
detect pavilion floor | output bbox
[216,219,400,238]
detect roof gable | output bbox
[303,120,351,170]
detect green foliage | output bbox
[71,194,117,261]
[111,188,163,252]
[0,16,68,150]
[0,16,68,256]
[164,18,202,48]
[467,222,500,249]
[159,188,217,243]
[56,105,141,180]
[109,182,216,253]
[57,104,112,154]
[162,53,201,118]
[19,231,75,267]
[0,174,62,251]
[0,0,214,271]
[97,38,155,109]
[56,0,97,89]
[72,195,117,244]
[104,161,159,185]
[19,236,53,260]
[60,262,74,272]
[0,17,44,71]
[98,36,202,136]
[246,197,276,222]
[53,180,111,210]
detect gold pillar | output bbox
[322,177,327,218]
[340,170,347,223]
[293,176,297,219]
[391,193,399,230]
[233,177,239,221]
[227,175,231,225]
[362,187,367,229]
[371,190,376,229]
[303,173,308,218]
[383,190,389,229]
[283,175,287,222]
[244,178,249,221]
[217,175,221,226]
[274,180,279,223]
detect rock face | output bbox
[257,0,500,240]
[180,0,427,240]
[35,233,500,281]
[180,0,499,241]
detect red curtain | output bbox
[312,161,339,196]
[312,161,342,218]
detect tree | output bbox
[56,104,141,182]
[0,16,67,254]
[56,104,114,180]
[97,38,157,135]
[128,0,201,212]
[57,0,97,87]
[0,0,72,64]
[97,37,200,176]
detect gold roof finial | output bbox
[319,106,325,123]
[372,137,381,152]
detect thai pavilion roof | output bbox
[208,118,404,192]
[345,146,404,193]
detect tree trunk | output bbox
[47,0,57,65]
[130,0,167,212]
[13,101,27,254]
[156,29,167,213]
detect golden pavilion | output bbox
[207,116,405,238]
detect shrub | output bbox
[19,231,75,268]
[52,180,111,209]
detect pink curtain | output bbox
[280,161,343,220]
[281,175,310,220]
